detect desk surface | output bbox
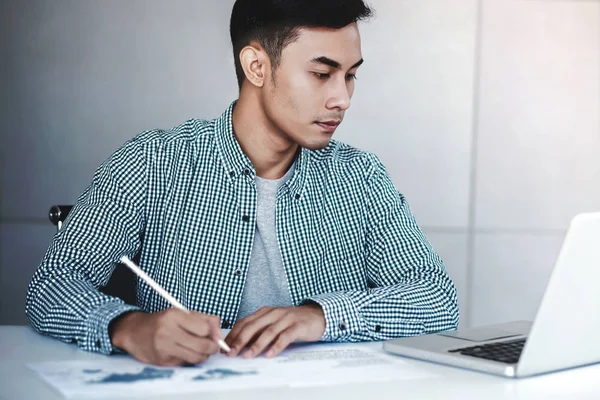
[1,325,599,400]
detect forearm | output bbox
[307,267,459,342]
[26,261,141,354]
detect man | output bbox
[26,0,459,367]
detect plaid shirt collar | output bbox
[215,100,311,200]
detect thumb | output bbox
[208,315,224,340]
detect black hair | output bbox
[230,0,374,89]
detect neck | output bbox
[232,90,298,179]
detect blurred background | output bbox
[0,0,598,328]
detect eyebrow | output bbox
[310,56,364,70]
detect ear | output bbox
[239,43,269,88]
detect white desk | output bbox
[1,325,599,400]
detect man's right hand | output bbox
[109,309,222,366]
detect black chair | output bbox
[48,205,138,305]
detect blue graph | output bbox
[84,366,256,385]
[92,367,174,384]
[193,368,257,380]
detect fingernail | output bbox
[243,349,254,359]
[265,350,274,358]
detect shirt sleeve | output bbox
[306,154,460,342]
[25,139,148,355]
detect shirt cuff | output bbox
[304,292,365,341]
[83,301,141,355]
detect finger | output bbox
[205,315,226,344]
[228,314,276,356]
[169,313,222,355]
[172,329,219,356]
[225,307,273,352]
[197,316,231,354]
[223,327,263,355]
[154,356,184,367]
[228,309,282,356]
[153,331,210,366]
[170,343,210,366]
[243,314,295,359]
[264,326,298,358]
[178,312,218,338]
[226,307,273,341]
[145,310,213,367]
[183,312,212,336]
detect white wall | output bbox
[1,0,598,327]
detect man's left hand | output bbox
[224,304,326,359]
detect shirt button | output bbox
[295,194,301,200]
[222,321,231,329]
[242,215,250,222]
[339,323,347,331]
[234,269,242,276]
[243,169,250,175]
[96,339,102,348]
[375,325,382,333]
[229,171,235,177]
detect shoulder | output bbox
[108,118,217,166]
[307,139,387,178]
[307,140,405,203]
[129,118,215,150]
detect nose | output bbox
[326,80,351,111]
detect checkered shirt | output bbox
[26,101,459,355]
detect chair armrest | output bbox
[48,205,73,226]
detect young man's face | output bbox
[261,23,363,150]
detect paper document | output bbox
[28,342,435,397]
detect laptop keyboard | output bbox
[448,338,526,364]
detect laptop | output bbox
[383,212,600,378]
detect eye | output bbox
[313,72,330,80]
[346,74,358,81]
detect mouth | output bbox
[316,120,341,134]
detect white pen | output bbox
[119,255,231,353]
